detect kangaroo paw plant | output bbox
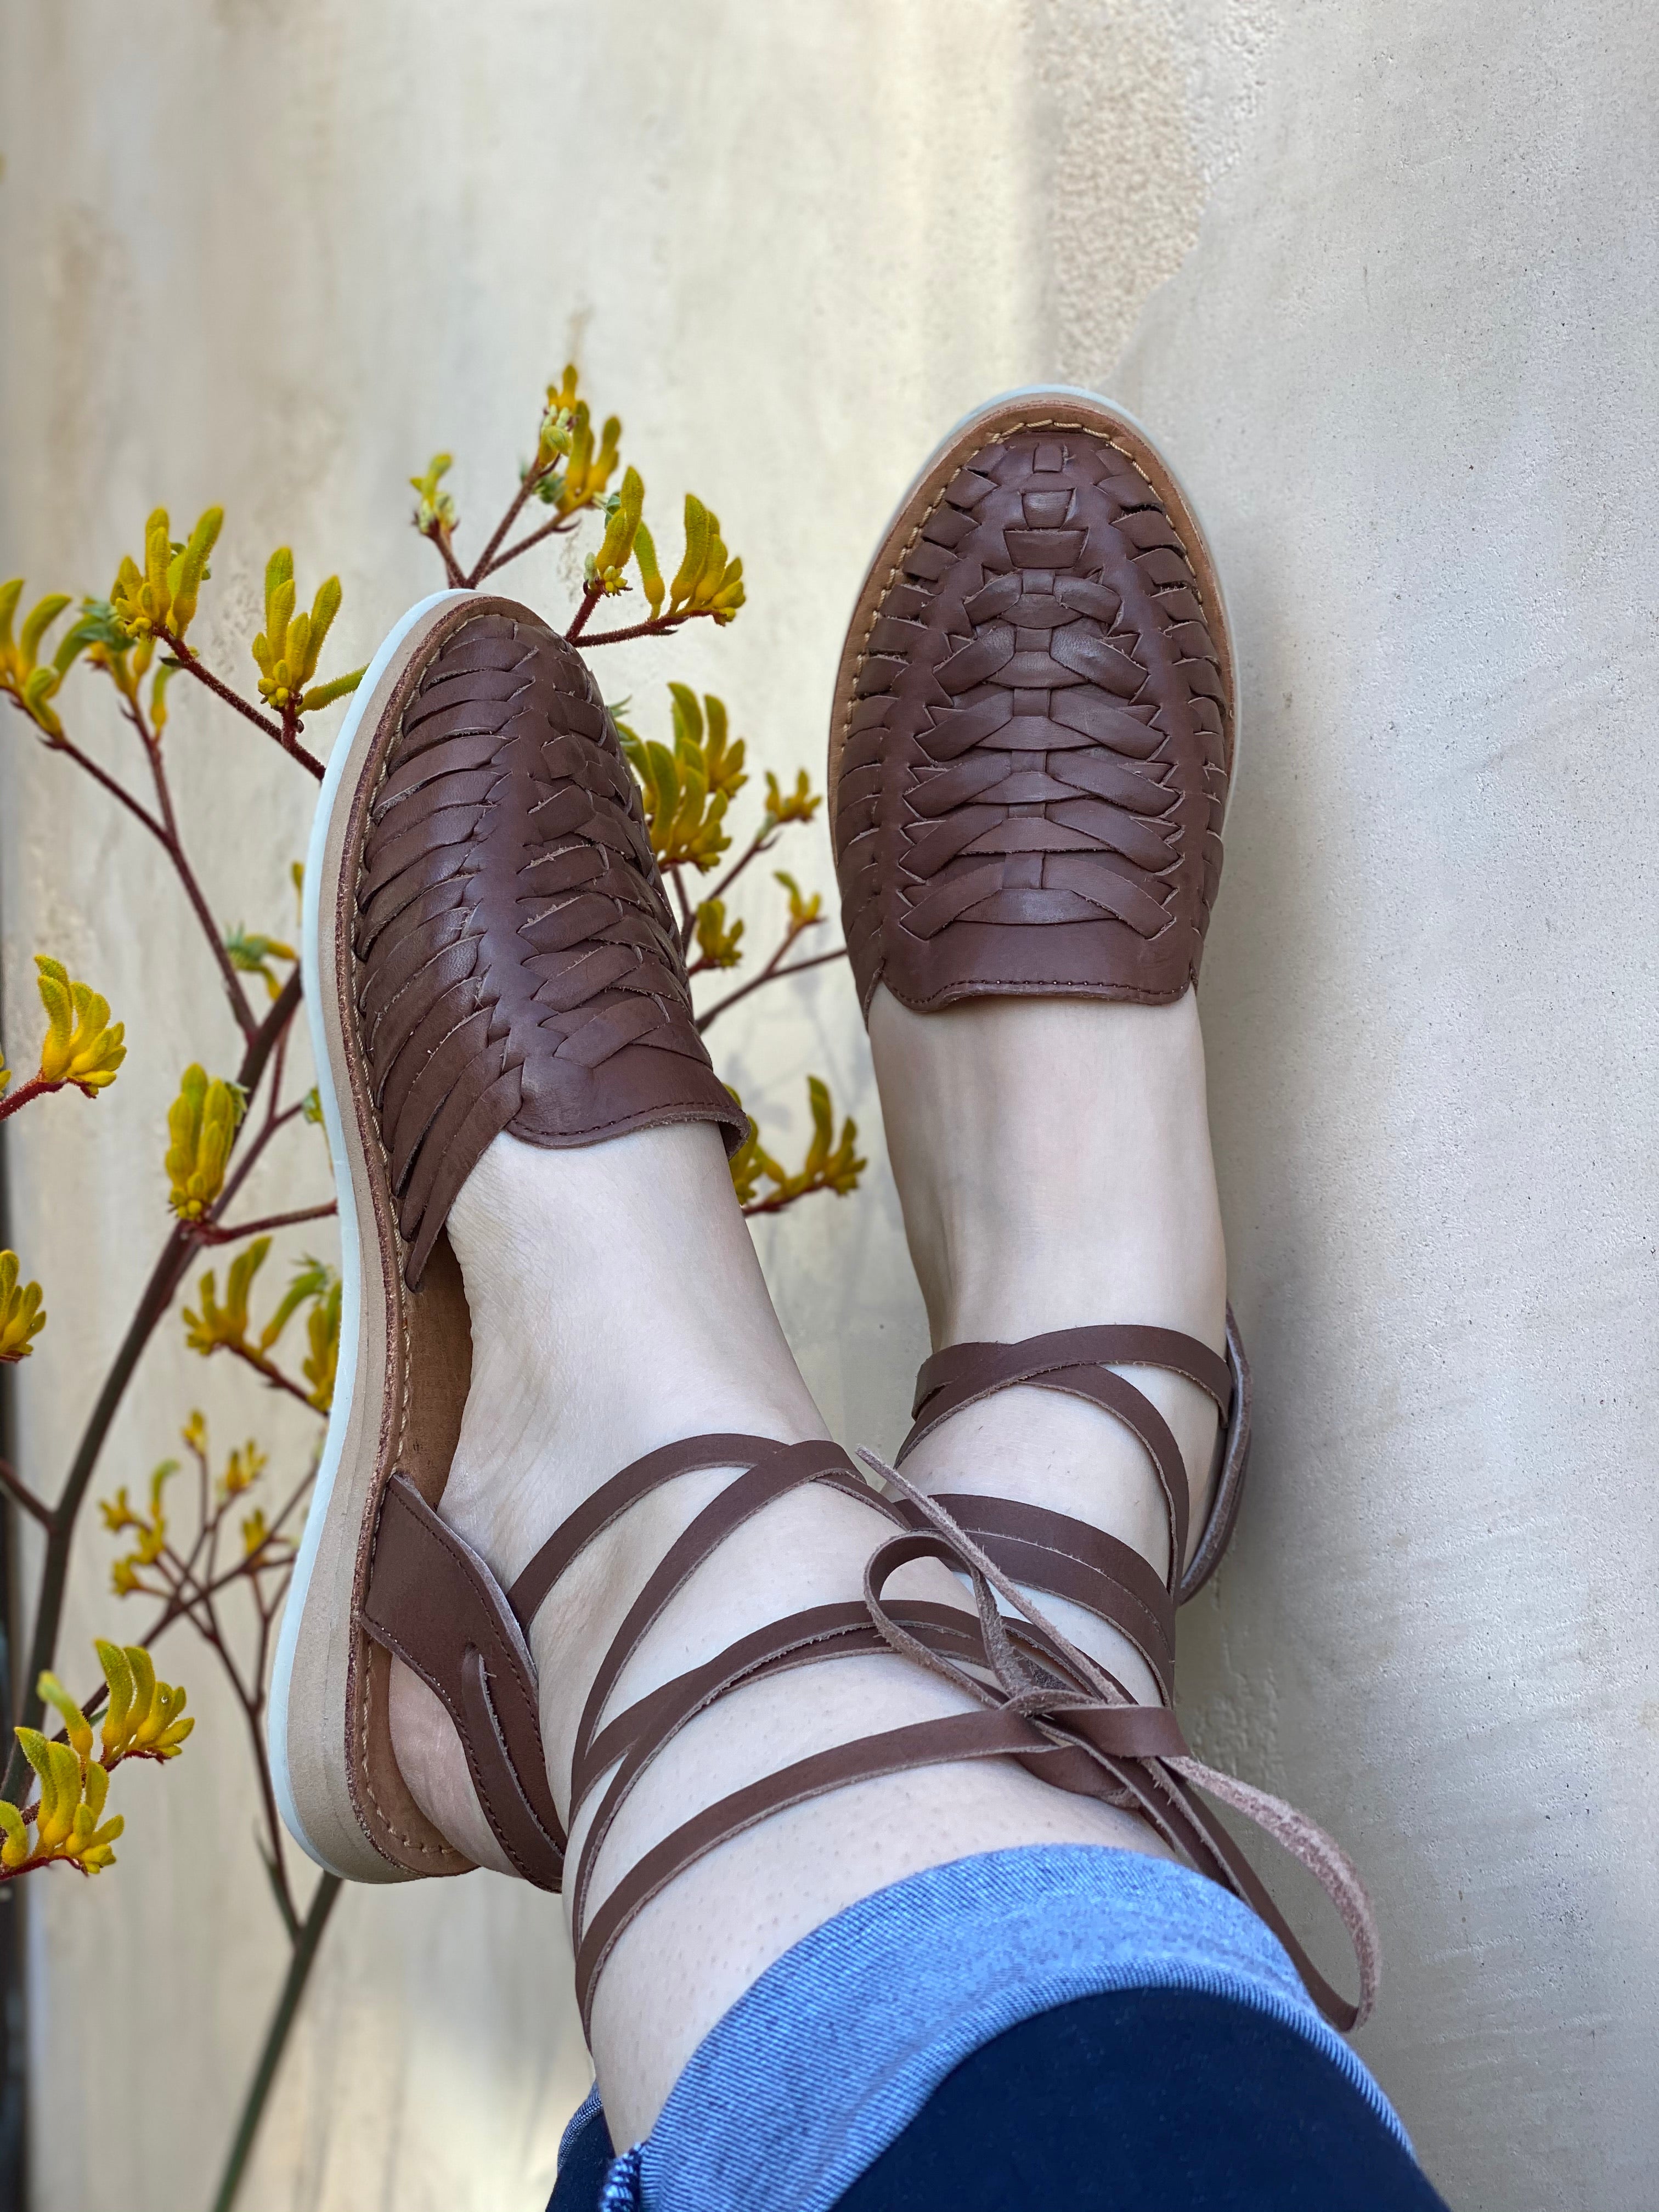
[0,359,854,2211]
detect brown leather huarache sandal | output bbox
[263,591,1199,1933]
[828,384,1251,1600]
[268,589,752,1887]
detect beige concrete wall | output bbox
[1,4,1652,2208]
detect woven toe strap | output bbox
[353,606,745,1291]
[900,1306,1251,1606]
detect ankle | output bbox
[871,983,1229,1626]
[869,985,1226,1353]
[435,1124,823,1583]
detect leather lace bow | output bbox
[860,1452,1380,2033]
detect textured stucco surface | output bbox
[1,4,1654,2208]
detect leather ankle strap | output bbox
[899,1307,1251,1606]
[863,1467,1378,2036]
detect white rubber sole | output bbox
[268,588,474,1880]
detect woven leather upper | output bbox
[353,607,743,1285]
[834,427,1232,1012]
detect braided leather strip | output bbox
[835,427,1231,1012]
[354,607,743,1286]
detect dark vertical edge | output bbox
[0,932,29,2209]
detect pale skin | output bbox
[388,985,1225,2146]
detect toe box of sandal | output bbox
[829,390,1234,1017]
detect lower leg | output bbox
[390,1123,1158,2146]
[869,985,1227,1700]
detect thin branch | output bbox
[261,1470,315,1549]
[35,727,168,842]
[125,690,259,1040]
[420,520,467,589]
[667,863,698,953]
[185,1426,215,1592]
[0,1457,53,1529]
[741,1175,845,1220]
[0,1073,72,1125]
[155,626,325,780]
[258,1841,303,1945]
[702,823,780,914]
[476,510,578,580]
[211,1097,308,1221]
[578,608,721,649]
[266,1008,293,1122]
[563,582,603,642]
[464,470,550,588]
[82,1475,304,1933]
[217,1339,321,1415]
[696,944,847,1034]
[170,1554,302,1936]
[193,1199,336,1248]
[208,1874,343,2212]
[191,1542,297,1613]
[15,689,258,1041]
[81,1544,296,1699]
[101,1556,299,1665]
[218,1598,298,1934]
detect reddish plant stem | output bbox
[218,1340,319,1414]
[464,467,552,586]
[0,1457,51,1528]
[667,862,698,950]
[697,944,846,1034]
[193,1200,337,1248]
[121,1533,302,1938]
[742,1181,836,1220]
[696,824,781,937]
[209,1098,308,1224]
[0,1074,74,1124]
[194,1573,299,1935]
[126,690,260,1040]
[76,1474,313,1726]
[25,686,257,1040]
[38,727,168,841]
[477,510,578,579]
[209,1872,342,2212]
[155,627,325,779]
[579,609,718,648]
[421,520,466,589]
[563,582,604,642]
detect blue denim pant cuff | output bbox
[600,1844,1407,2212]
